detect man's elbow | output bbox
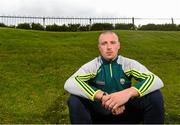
[156,76,164,89]
[159,78,164,88]
[64,78,71,91]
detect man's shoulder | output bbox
[117,55,137,65]
[117,55,148,72]
[86,56,101,64]
[81,56,101,69]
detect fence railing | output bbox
[1,16,180,27]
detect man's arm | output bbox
[64,58,102,101]
[124,59,164,96]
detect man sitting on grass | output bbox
[64,31,164,124]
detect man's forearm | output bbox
[126,87,140,98]
[94,90,106,100]
[95,87,139,101]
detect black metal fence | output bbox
[1,16,180,27]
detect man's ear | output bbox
[118,42,120,50]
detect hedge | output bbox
[1,22,180,31]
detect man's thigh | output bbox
[125,90,164,123]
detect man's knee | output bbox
[144,90,164,123]
[67,95,92,112]
[147,90,164,109]
[67,95,92,123]
[67,95,79,108]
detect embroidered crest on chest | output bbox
[120,78,125,85]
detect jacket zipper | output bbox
[110,63,113,78]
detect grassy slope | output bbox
[0,28,180,123]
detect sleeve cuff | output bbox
[91,90,101,101]
[131,86,143,97]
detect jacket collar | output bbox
[101,56,118,64]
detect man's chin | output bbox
[104,56,114,61]
[104,54,118,61]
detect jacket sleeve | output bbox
[64,58,101,101]
[123,58,164,97]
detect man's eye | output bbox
[111,41,117,44]
[101,42,106,45]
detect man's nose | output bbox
[107,43,112,49]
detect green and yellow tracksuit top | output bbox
[64,55,164,101]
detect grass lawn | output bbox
[0,27,180,123]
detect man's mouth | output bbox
[106,52,113,55]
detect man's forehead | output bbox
[100,32,117,37]
[99,33,118,41]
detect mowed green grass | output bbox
[0,27,180,123]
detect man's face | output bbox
[98,33,120,61]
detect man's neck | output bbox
[101,56,118,63]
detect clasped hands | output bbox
[98,87,139,115]
[101,91,129,115]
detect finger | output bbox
[112,110,117,115]
[122,105,125,111]
[112,109,118,115]
[113,106,125,115]
[118,106,125,114]
[102,95,111,102]
[104,99,112,109]
[112,105,120,115]
[101,95,111,106]
[112,104,119,110]
[108,102,115,111]
[112,108,120,115]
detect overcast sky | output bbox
[0,0,180,18]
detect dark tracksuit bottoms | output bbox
[67,90,164,124]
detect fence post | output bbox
[171,18,174,24]
[132,17,135,30]
[43,17,45,30]
[89,18,92,31]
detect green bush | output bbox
[46,24,69,31]
[79,25,90,31]
[46,24,61,31]
[115,23,135,30]
[138,24,158,30]
[178,25,180,31]
[138,24,179,31]
[32,23,44,30]
[161,24,178,31]
[0,23,7,27]
[59,24,69,31]
[16,23,31,29]
[68,24,80,32]
[8,25,16,28]
[91,23,114,31]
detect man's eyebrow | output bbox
[100,41,107,43]
[110,40,118,42]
